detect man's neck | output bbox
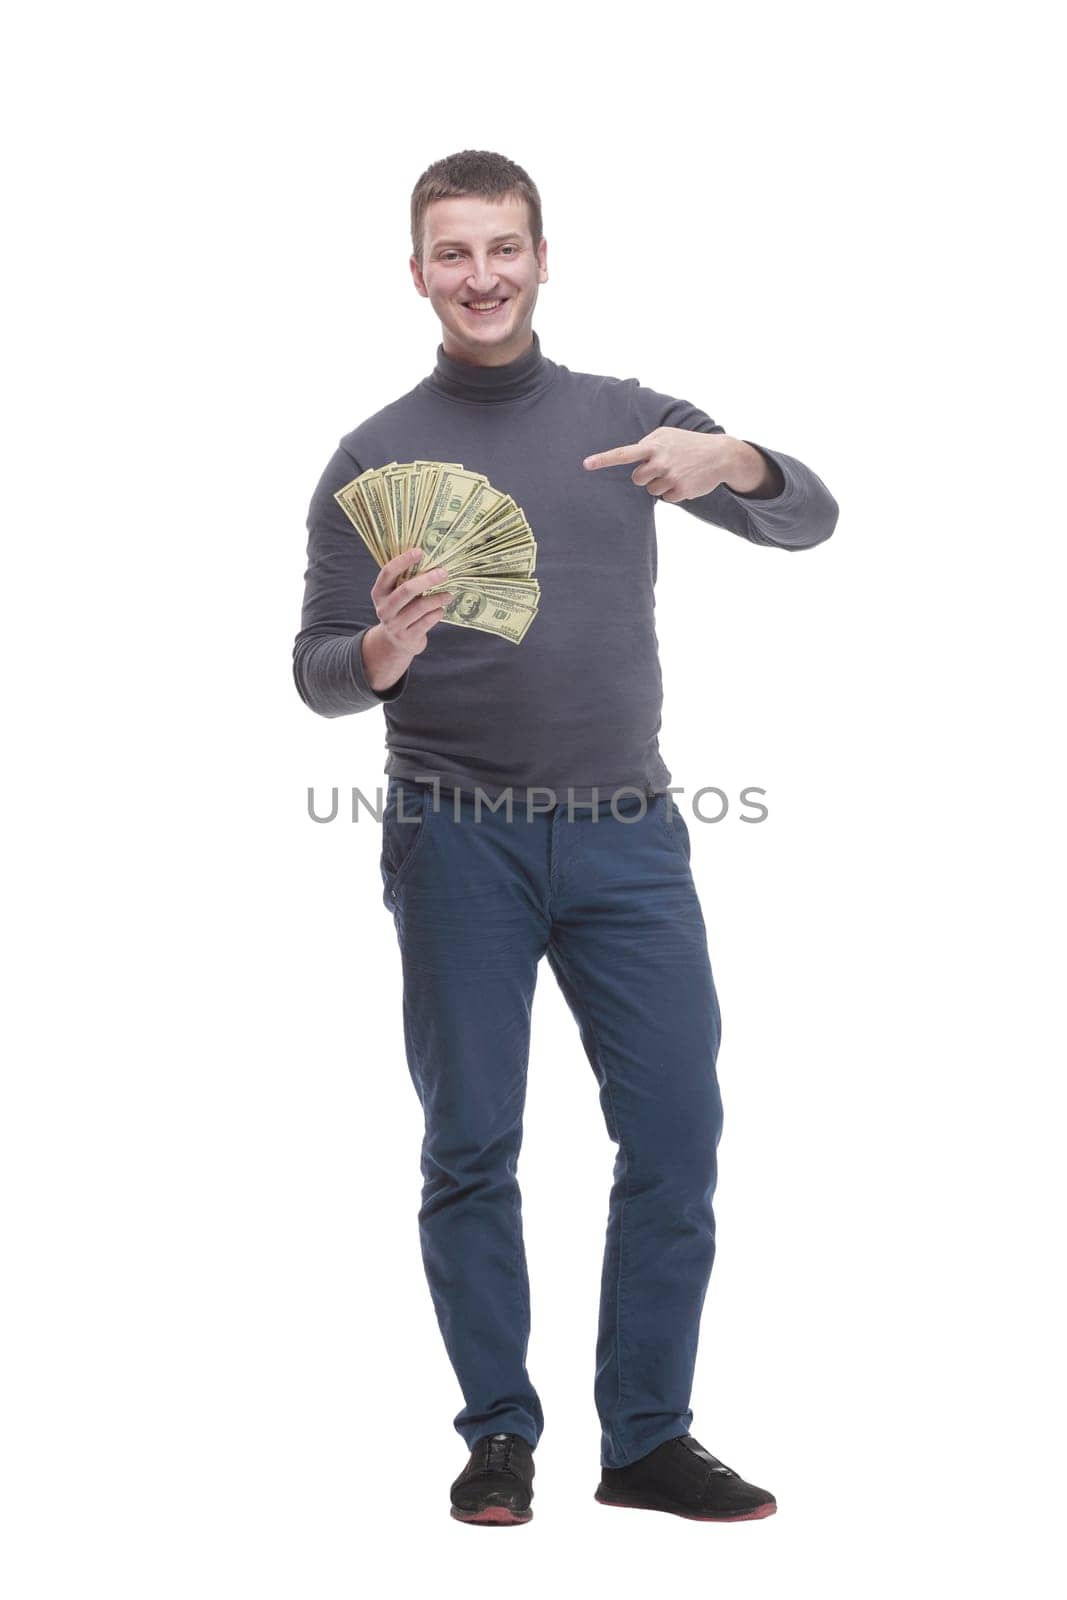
[425,328,553,405]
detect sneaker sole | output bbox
[595,1489,776,1522]
[450,1504,533,1525]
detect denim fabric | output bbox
[379,776,723,1470]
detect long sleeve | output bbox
[628,380,839,551]
[292,443,410,717]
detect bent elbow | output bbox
[788,489,839,551]
[813,491,839,546]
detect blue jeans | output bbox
[379,777,723,1470]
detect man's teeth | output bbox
[465,299,504,311]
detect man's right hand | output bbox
[361,548,454,692]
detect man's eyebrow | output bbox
[430,232,525,249]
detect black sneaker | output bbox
[450,1432,535,1525]
[595,1433,776,1521]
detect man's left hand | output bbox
[582,428,763,503]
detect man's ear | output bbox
[537,236,549,283]
[410,255,429,298]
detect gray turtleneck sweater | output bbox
[292,331,838,801]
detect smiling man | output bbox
[293,149,838,1527]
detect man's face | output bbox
[410,193,548,366]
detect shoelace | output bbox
[485,1432,514,1472]
[680,1436,735,1475]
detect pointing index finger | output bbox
[582,440,651,470]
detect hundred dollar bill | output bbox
[439,584,540,644]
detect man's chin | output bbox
[452,315,513,342]
[438,303,533,362]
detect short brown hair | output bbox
[410,149,543,270]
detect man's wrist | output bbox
[361,624,412,694]
[722,439,784,499]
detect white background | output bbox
[4,2,1063,1594]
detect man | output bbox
[293,149,838,1526]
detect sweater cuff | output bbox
[721,441,832,548]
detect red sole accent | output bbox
[595,1494,776,1522]
[451,1504,532,1524]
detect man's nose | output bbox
[466,260,501,291]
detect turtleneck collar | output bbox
[423,328,558,405]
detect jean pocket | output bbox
[381,782,432,905]
[658,792,692,864]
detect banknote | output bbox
[334,460,540,644]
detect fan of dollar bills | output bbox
[334,460,540,644]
